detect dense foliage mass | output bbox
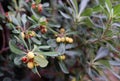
[0,0,120,81]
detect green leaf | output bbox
[57,43,66,54]
[66,31,78,35]
[65,50,81,56]
[12,30,20,34]
[34,56,48,68]
[27,16,36,23]
[41,52,60,56]
[113,4,120,17]
[0,25,3,30]
[35,49,60,56]
[29,24,40,30]
[78,0,89,16]
[35,0,41,4]
[94,47,109,61]
[109,61,120,66]
[10,15,20,26]
[69,0,78,14]
[42,3,49,7]
[59,10,71,19]
[21,14,27,26]
[6,23,15,30]
[14,57,22,66]
[93,5,103,12]
[107,43,119,53]
[32,66,41,77]
[105,0,112,11]
[31,8,39,20]
[58,61,69,74]
[38,46,51,49]
[65,43,77,49]
[48,23,61,28]
[81,8,93,16]
[0,13,5,19]
[31,37,41,45]
[83,17,94,27]
[98,59,110,68]
[47,39,57,48]
[19,34,28,50]
[9,40,25,55]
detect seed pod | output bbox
[27,52,35,59]
[61,37,65,42]
[20,32,25,39]
[60,28,65,33]
[68,38,73,43]
[65,37,70,42]
[58,55,66,60]
[21,56,28,63]
[56,37,61,43]
[31,3,36,9]
[27,62,34,69]
[40,25,45,30]
[41,28,47,34]
[31,31,36,36]
[38,4,43,12]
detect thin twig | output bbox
[0,2,5,15]
[1,29,5,49]
[0,47,9,54]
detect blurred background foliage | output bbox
[0,0,120,81]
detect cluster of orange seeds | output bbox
[56,28,73,43]
[39,25,47,34]
[31,3,43,12]
[57,55,66,60]
[56,37,73,43]
[21,31,36,39]
[21,51,44,69]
